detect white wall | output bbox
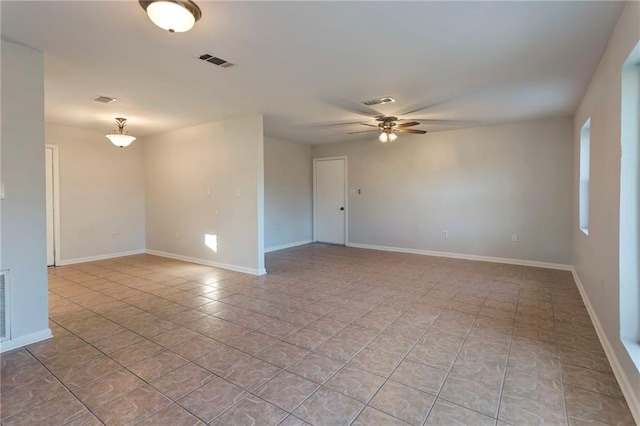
[45,124,146,263]
[144,114,265,275]
[312,117,573,266]
[264,136,312,251]
[572,1,640,421]
[0,40,51,351]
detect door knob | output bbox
[340,207,345,211]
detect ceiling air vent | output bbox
[93,95,117,104]
[198,53,235,68]
[362,96,396,106]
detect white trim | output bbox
[45,145,61,266]
[346,242,572,270]
[0,328,52,353]
[146,249,266,276]
[265,239,313,253]
[571,268,640,424]
[0,270,11,343]
[313,156,348,245]
[58,249,146,266]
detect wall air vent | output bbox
[93,96,117,104]
[362,96,396,106]
[198,53,235,68]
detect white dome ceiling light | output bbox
[139,0,202,33]
[105,118,136,148]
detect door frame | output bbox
[45,144,61,266]
[313,156,348,245]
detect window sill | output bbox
[622,339,640,374]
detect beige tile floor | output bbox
[0,244,636,425]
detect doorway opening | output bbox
[45,145,61,266]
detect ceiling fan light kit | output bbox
[139,0,202,33]
[105,118,136,148]
[378,131,398,143]
[347,114,427,143]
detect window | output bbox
[579,118,591,235]
[620,41,640,367]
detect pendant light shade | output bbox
[139,0,202,33]
[106,118,136,148]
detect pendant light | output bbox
[139,0,202,33]
[105,118,136,148]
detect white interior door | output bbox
[45,147,55,266]
[315,158,346,245]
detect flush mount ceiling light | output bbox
[105,118,136,148]
[139,0,202,33]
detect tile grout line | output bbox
[493,288,518,426]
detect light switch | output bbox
[349,189,356,195]
[0,183,4,199]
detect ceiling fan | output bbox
[348,116,426,143]
[317,96,483,143]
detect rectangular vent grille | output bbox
[362,96,396,106]
[198,53,235,68]
[0,272,8,342]
[93,96,117,104]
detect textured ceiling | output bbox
[0,1,625,144]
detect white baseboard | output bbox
[58,249,146,266]
[265,239,313,253]
[146,249,266,276]
[0,328,52,353]
[346,243,572,271]
[571,268,640,424]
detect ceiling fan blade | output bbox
[397,129,427,134]
[310,120,368,128]
[396,121,420,128]
[409,119,484,125]
[348,130,380,134]
[360,123,380,128]
[322,96,384,118]
[395,94,467,116]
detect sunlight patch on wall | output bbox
[205,234,218,252]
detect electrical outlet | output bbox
[111,231,116,239]
[511,233,518,242]
[442,230,448,238]
[349,189,356,195]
